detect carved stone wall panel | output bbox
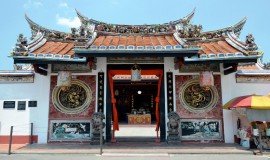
[49,75,96,119]
[175,75,223,119]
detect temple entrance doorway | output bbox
[106,64,165,143]
[114,81,158,142]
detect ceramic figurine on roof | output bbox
[11,33,28,56]
[245,34,258,51]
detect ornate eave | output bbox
[74,48,200,57]
[184,55,260,64]
[0,71,35,83]
[12,56,87,64]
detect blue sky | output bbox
[1,0,270,70]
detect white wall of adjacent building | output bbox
[0,73,50,143]
[221,69,270,143]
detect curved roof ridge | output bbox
[75,8,90,25]
[226,31,247,50]
[74,8,196,26]
[25,14,68,38]
[179,8,195,25]
[201,17,246,37]
[27,32,45,50]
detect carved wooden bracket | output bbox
[223,63,238,75]
[87,57,97,70]
[33,64,48,76]
[174,57,185,70]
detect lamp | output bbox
[131,64,141,82]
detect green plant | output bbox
[251,122,257,129]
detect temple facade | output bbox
[0,9,270,144]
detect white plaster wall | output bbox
[95,57,107,138]
[0,73,50,143]
[164,57,179,137]
[221,69,270,143]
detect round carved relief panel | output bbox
[179,79,218,113]
[52,79,92,114]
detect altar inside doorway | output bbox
[127,114,151,124]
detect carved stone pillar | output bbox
[90,112,105,145]
[167,112,181,143]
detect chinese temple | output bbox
[0,9,269,145]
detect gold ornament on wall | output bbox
[52,79,92,114]
[179,79,218,113]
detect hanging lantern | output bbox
[131,64,141,82]
[200,71,214,89]
[57,71,72,88]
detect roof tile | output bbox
[110,36,120,46]
[150,36,161,46]
[157,36,170,46]
[58,43,75,55]
[118,36,127,46]
[100,36,113,47]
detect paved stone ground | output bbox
[0,125,268,155]
[1,142,268,155]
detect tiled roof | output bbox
[90,35,180,49]
[198,41,239,54]
[32,41,75,56]
[11,10,261,65]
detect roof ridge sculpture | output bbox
[75,8,196,34]
[25,14,95,48]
